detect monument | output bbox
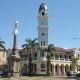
[8,20,21,77]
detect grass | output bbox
[0,76,70,80]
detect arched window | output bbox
[78,54,79,59]
[41,41,43,46]
[60,65,63,72]
[42,33,45,38]
[41,41,45,46]
[44,41,45,46]
[42,12,44,16]
[55,65,57,72]
[40,50,44,57]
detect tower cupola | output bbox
[38,3,48,16]
[39,3,48,12]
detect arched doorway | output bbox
[70,64,72,71]
[51,64,54,75]
[77,65,80,71]
[55,64,59,75]
[65,64,69,75]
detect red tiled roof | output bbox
[18,48,38,53]
[18,47,74,54]
[55,47,73,53]
[55,47,66,52]
[66,49,74,52]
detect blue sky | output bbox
[0,0,80,48]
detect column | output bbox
[53,65,55,75]
[58,65,60,76]
[52,64,55,76]
[64,66,65,75]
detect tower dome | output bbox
[39,3,48,12]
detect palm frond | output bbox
[0,39,5,49]
[22,44,29,48]
[22,38,38,49]
[32,38,37,44]
[25,38,31,44]
[46,53,52,59]
[0,41,5,44]
[48,44,55,51]
[0,44,5,49]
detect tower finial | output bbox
[13,20,19,50]
[13,20,19,35]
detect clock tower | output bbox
[38,3,48,47]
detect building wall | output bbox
[0,49,7,66]
[19,48,80,76]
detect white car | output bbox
[70,71,77,77]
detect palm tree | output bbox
[0,39,5,50]
[22,38,38,76]
[71,56,78,71]
[44,44,55,76]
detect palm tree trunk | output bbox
[28,48,33,76]
[47,57,51,76]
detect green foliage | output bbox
[71,56,78,71]
[22,38,38,49]
[47,60,51,76]
[45,44,55,76]
[28,60,33,75]
[55,54,59,58]
[20,64,25,71]
[22,38,38,76]
[0,39,5,49]
[0,76,68,80]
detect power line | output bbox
[72,38,80,40]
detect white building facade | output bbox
[19,3,80,76]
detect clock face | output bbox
[41,20,45,25]
[40,18,47,26]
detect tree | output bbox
[44,44,55,76]
[22,38,38,76]
[20,64,27,76]
[0,39,5,50]
[71,56,78,71]
[20,64,25,73]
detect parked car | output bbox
[67,71,77,77]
